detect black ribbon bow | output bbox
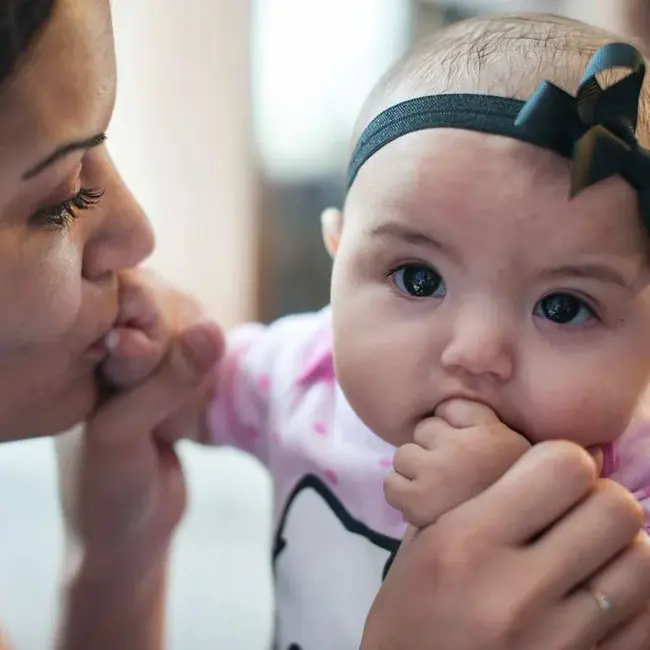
[515,42,650,230]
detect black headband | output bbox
[347,42,650,230]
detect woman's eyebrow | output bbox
[21,132,106,180]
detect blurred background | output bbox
[1,1,649,648]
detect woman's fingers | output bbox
[599,604,650,650]
[458,440,598,544]
[154,375,216,444]
[542,532,650,649]
[90,323,223,447]
[103,326,163,388]
[579,532,650,638]
[592,531,650,626]
[533,480,645,596]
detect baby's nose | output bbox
[440,310,514,381]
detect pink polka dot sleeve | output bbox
[205,311,328,466]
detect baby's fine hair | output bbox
[354,13,650,147]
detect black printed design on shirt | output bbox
[272,474,400,650]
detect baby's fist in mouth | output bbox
[384,399,531,528]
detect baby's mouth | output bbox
[427,397,532,440]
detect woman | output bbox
[0,1,223,648]
[2,2,649,649]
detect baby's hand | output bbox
[384,400,530,528]
[102,268,209,387]
[101,268,224,442]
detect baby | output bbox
[124,13,650,650]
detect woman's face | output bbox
[0,0,153,441]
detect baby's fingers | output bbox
[102,326,164,389]
[435,398,500,428]
[90,323,223,449]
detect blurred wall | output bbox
[108,2,274,649]
[561,0,624,29]
[252,0,412,320]
[110,0,259,328]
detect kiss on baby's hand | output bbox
[101,268,217,389]
[384,400,531,528]
[98,268,223,443]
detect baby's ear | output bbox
[320,207,343,258]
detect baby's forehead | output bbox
[348,25,650,273]
[349,129,646,264]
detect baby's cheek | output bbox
[523,381,638,448]
[334,332,414,446]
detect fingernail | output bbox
[105,330,120,353]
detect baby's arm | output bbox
[199,311,328,463]
[128,321,274,458]
[195,322,274,458]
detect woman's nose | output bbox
[82,160,155,281]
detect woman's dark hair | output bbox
[0,0,56,86]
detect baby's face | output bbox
[331,129,650,448]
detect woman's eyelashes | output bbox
[390,263,447,298]
[32,187,104,229]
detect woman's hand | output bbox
[57,321,223,556]
[55,321,223,650]
[365,401,650,650]
[55,268,225,650]
[101,267,220,443]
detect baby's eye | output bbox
[534,292,595,325]
[392,264,446,298]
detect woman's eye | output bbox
[392,264,446,298]
[32,187,104,229]
[534,292,595,325]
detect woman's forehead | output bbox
[0,0,115,182]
